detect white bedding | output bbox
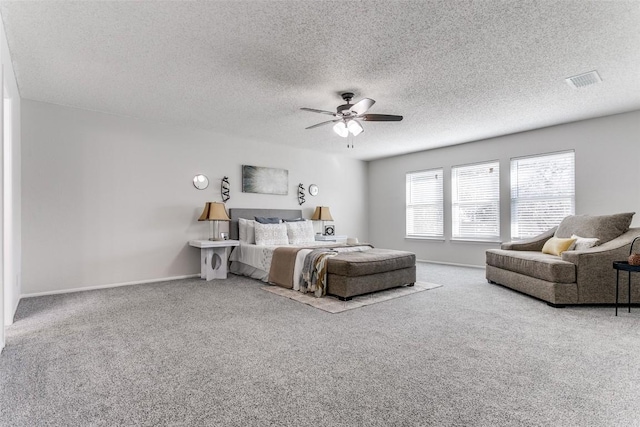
[229,241,336,287]
[229,241,370,291]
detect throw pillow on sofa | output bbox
[542,237,577,256]
[568,234,599,251]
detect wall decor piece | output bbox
[309,184,319,196]
[242,165,288,195]
[221,176,231,202]
[297,184,306,205]
[193,174,209,190]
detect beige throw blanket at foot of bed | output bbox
[269,244,375,297]
[268,244,352,289]
[268,247,304,289]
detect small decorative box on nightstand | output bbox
[315,235,348,243]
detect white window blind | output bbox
[511,151,575,239]
[406,168,443,238]
[451,161,500,241]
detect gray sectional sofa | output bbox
[486,213,640,306]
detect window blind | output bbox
[511,151,575,239]
[451,161,500,240]
[406,168,443,238]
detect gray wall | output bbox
[2,15,21,327]
[368,111,640,266]
[21,100,368,295]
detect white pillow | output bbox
[238,218,256,244]
[286,220,315,245]
[254,222,289,246]
[568,234,599,251]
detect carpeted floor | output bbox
[1,262,639,426]
[261,281,442,313]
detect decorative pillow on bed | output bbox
[255,222,289,246]
[282,218,305,222]
[238,218,256,244]
[285,220,315,245]
[255,216,281,224]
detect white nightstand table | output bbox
[315,235,348,243]
[189,239,240,280]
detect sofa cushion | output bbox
[327,249,416,277]
[555,212,634,245]
[486,249,576,283]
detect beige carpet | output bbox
[261,282,442,313]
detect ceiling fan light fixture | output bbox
[347,119,364,136]
[333,121,349,137]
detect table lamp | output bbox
[198,202,230,240]
[311,206,334,235]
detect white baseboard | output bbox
[416,259,484,269]
[20,274,201,299]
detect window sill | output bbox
[405,236,445,242]
[450,238,502,244]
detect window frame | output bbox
[405,168,444,239]
[451,160,501,242]
[510,150,575,240]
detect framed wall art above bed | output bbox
[242,165,288,195]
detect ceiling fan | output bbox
[301,92,403,138]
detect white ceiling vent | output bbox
[565,70,602,89]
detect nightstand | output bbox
[315,235,348,243]
[189,239,239,280]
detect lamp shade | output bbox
[333,121,349,138]
[310,206,333,221]
[347,119,364,136]
[198,202,230,221]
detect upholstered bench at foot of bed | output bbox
[326,249,417,300]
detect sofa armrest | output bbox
[501,227,557,251]
[558,229,640,302]
[561,228,640,264]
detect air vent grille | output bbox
[566,70,602,89]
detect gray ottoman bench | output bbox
[326,248,417,300]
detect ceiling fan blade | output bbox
[305,119,339,130]
[349,98,375,115]
[361,114,403,122]
[300,107,337,116]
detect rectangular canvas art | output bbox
[242,165,289,195]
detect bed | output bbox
[228,208,416,300]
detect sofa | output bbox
[486,212,640,306]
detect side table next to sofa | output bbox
[613,236,640,316]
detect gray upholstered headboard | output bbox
[229,208,303,240]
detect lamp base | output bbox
[208,220,223,241]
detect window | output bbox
[511,151,575,239]
[406,168,443,238]
[451,161,500,241]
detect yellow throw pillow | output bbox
[542,237,577,256]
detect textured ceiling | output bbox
[1,1,639,161]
